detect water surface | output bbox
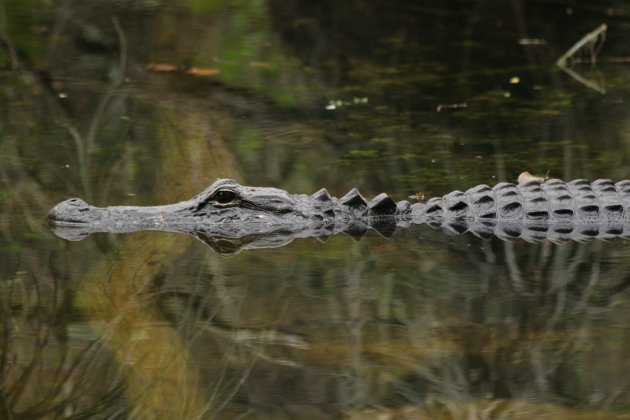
[3,1,630,418]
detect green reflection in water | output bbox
[74,102,242,418]
[3,0,630,418]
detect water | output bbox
[3,0,630,418]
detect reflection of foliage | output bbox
[361,231,630,415]
[125,231,630,417]
[3,0,630,418]
[0,68,128,416]
[0,276,125,417]
[1,0,41,64]
[346,399,621,419]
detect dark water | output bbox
[3,0,630,418]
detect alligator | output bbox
[48,178,630,255]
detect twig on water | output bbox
[556,24,607,94]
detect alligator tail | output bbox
[410,179,630,242]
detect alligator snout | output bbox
[48,198,93,224]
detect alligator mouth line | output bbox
[240,199,294,215]
[48,218,90,226]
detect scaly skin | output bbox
[411,178,630,242]
[48,178,630,255]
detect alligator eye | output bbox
[212,190,237,204]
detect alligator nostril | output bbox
[48,198,92,223]
[67,198,88,207]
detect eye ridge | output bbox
[212,190,237,204]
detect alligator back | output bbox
[411,179,630,242]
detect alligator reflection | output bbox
[49,223,396,256]
[49,218,630,257]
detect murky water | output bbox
[3,1,630,418]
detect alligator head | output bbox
[48,178,400,255]
[49,178,308,223]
